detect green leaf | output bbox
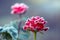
[0,20,30,40]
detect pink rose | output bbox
[23,16,49,32]
[11,3,29,14]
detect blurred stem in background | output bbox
[18,13,26,40]
[18,14,22,40]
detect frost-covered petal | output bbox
[23,16,49,32]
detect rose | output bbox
[23,16,49,40]
[11,3,29,15]
[11,3,29,40]
[23,16,49,32]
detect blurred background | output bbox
[0,0,60,40]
